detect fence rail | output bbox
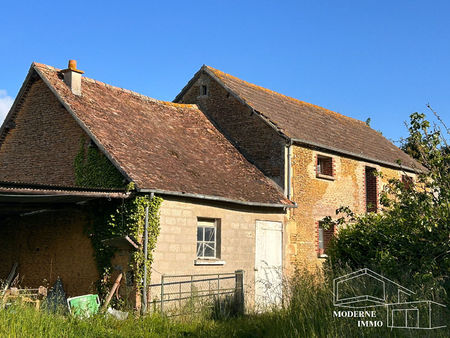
[149,270,244,316]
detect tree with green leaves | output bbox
[324,110,449,303]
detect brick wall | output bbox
[0,78,87,186]
[178,73,287,188]
[0,207,98,297]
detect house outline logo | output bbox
[333,268,447,330]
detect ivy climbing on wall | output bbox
[74,136,125,189]
[73,136,163,302]
[85,184,163,300]
[124,192,163,292]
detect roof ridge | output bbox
[29,62,292,206]
[32,62,198,110]
[204,65,366,125]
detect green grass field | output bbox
[1,271,448,337]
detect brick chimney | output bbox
[62,60,84,96]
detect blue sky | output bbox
[0,0,449,143]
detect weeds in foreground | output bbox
[0,269,448,337]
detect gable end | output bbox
[176,68,288,189]
[0,72,125,188]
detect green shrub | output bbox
[324,112,449,304]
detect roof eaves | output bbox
[0,186,130,199]
[201,66,425,173]
[0,180,127,192]
[291,137,422,173]
[0,190,130,199]
[138,187,296,209]
[32,64,134,186]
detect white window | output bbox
[197,218,220,259]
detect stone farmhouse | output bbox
[0,61,293,309]
[0,60,420,310]
[174,65,422,272]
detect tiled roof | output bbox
[199,66,422,171]
[31,63,291,207]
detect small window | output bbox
[318,222,334,257]
[197,218,220,259]
[402,175,413,190]
[200,85,208,96]
[365,166,377,213]
[317,155,333,177]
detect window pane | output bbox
[197,227,203,241]
[318,157,333,176]
[197,242,203,257]
[204,227,215,241]
[318,226,324,249]
[204,243,215,258]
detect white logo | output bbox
[332,268,447,330]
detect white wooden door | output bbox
[255,220,283,309]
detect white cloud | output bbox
[0,90,14,125]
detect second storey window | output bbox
[200,85,208,96]
[317,155,333,177]
[197,218,220,259]
[365,166,378,213]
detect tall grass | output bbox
[201,269,450,337]
[0,269,448,337]
[0,305,201,337]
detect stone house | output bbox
[174,65,423,272]
[0,61,294,309]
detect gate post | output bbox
[235,270,244,315]
[160,274,165,313]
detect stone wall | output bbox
[150,197,286,307]
[176,71,415,276]
[287,145,412,270]
[0,207,98,297]
[178,72,287,189]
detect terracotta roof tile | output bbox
[203,66,422,171]
[32,63,291,206]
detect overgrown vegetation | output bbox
[16,115,444,337]
[1,269,448,337]
[74,137,125,189]
[86,189,163,301]
[73,137,163,302]
[323,111,449,303]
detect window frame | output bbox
[365,166,378,213]
[318,221,334,258]
[196,218,220,260]
[316,155,334,180]
[200,84,208,96]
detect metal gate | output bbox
[149,270,244,316]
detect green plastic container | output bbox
[67,294,100,317]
